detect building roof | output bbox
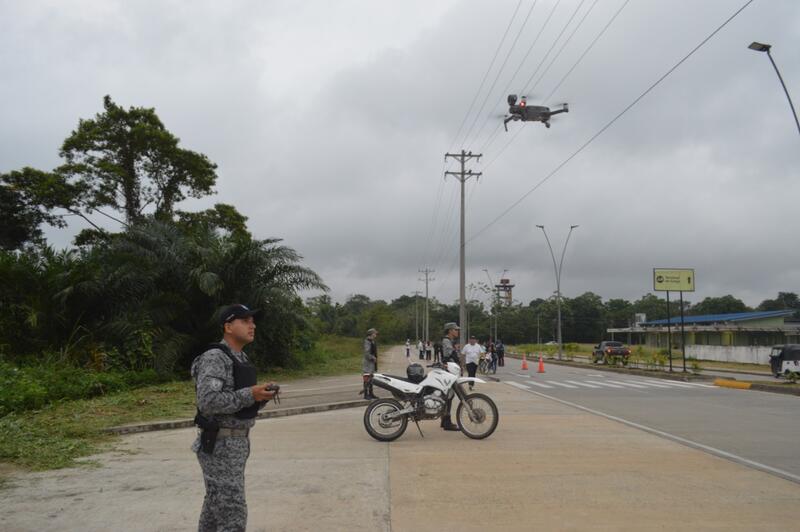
[642,309,794,327]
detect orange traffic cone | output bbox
[521,354,529,371]
[537,355,545,373]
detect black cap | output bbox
[219,304,260,325]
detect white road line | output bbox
[585,380,625,389]
[506,386,800,485]
[506,381,532,391]
[624,379,673,389]
[640,379,704,389]
[606,380,649,389]
[525,380,554,389]
[564,380,601,389]
[546,381,579,389]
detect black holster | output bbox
[194,412,220,454]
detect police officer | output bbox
[191,304,277,532]
[362,327,378,399]
[440,322,461,431]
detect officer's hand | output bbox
[251,384,276,402]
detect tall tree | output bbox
[0,168,85,250]
[690,295,750,315]
[59,95,217,224]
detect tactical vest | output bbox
[204,342,261,419]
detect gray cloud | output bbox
[2,0,798,309]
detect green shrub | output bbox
[0,361,163,416]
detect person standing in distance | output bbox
[191,304,277,532]
[362,328,379,400]
[462,336,482,391]
[439,322,461,431]
[405,339,411,360]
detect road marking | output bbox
[585,380,625,388]
[506,381,531,391]
[564,380,601,388]
[546,381,579,389]
[525,380,554,389]
[606,380,649,389]
[507,386,800,485]
[515,373,530,378]
[641,379,710,389]
[623,379,673,389]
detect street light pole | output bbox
[748,42,800,136]
[537,225,578,360]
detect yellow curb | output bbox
[713,378,752,390]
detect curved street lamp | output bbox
[748,42,800,136]
[537,225,579,360]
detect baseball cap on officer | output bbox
[366,328,378,335]
[443,322,460,333]
[219,304,260,326]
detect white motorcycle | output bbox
[363,361,499,441]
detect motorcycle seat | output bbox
[382,374,415,383]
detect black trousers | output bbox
[466,362,477,379]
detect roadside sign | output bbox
[653,268,695,292]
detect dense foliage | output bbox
[307,290,799,345]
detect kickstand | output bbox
[413,419,424,438]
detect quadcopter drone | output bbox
[504,94,568,131]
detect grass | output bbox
[0,335,362,476]
[508,343,772,372]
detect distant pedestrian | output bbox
[405,339,411,359]
[425,341,432,361]
[418,339,425,360]
[433,341,442,363]
[362,328,379,400]
[462,336,481,390]
[496,339,505,367]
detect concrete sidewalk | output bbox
[2,346,798,531]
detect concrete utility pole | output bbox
[537,225,578,360]
[418,269,434,346]
[445,150,482,347]
[413,290,421,342]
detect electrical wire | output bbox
[468,0,756,245]
[447,0,524,152]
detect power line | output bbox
[458,0,541,151]
[544,0,633,104]
[481,0,632,170]
[521,0,600,97]
[447,0,524,152]
[518,0,590,96]
[463,0,562,152]
[468,0,756,245]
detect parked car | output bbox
[592,341,631,365]
[768,344,800,377]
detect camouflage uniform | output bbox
[191,339,260,532]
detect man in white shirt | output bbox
[461,336,482,391]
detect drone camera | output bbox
[507,94,517,106]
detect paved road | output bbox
[493,359,800,482]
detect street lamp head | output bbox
[748,41,771,53]
[570,224,579,229]
[536,224,544,229]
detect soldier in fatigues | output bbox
[361,328,378,399]
[439,322,461,431]
[191,304,277,532]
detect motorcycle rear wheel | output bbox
[364,398,408,442]
[456,393,499,440]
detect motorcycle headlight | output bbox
[446,362,460,375]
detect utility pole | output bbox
[418,269,434,347]
[413,290,421,343]
[445,150,482,347]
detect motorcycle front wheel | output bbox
[364,398,408,442]
[456,393,499,440]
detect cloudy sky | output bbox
[2,0,799,308]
